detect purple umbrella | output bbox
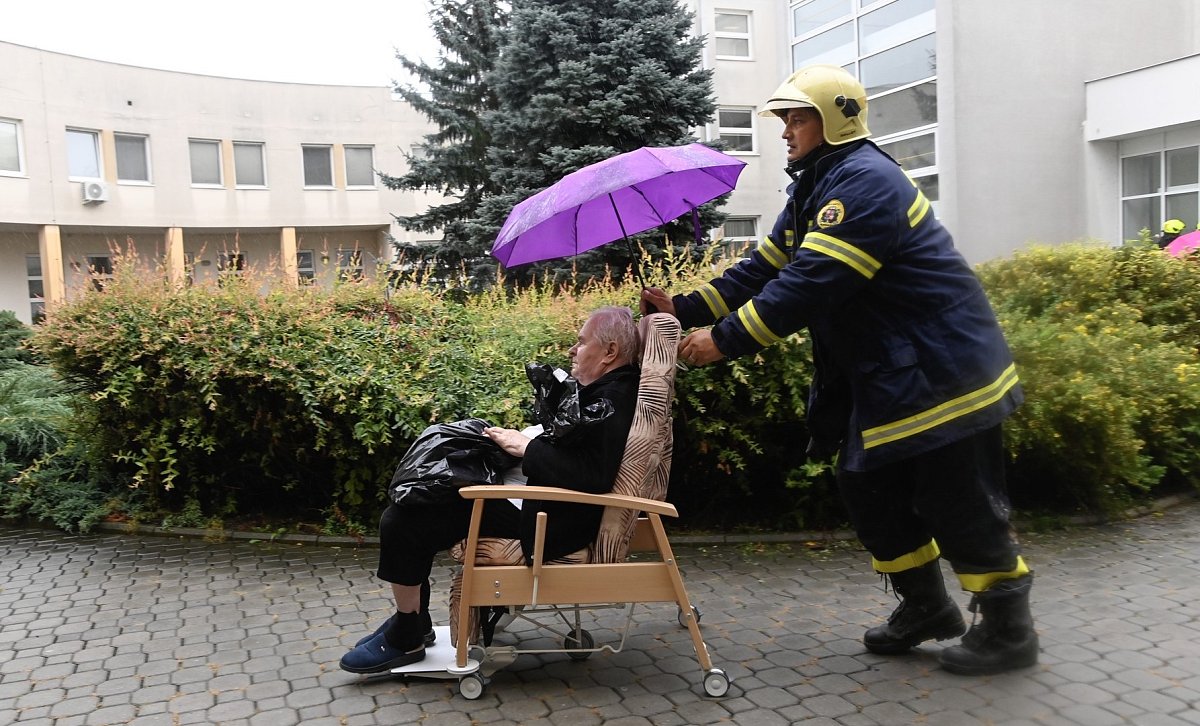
[492,143,747,272]
[1165,229,1200,257]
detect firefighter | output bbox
[641,64,1037,675]
[1158,219,1185,248]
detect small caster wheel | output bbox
[678,605,701,628]
[565,628,594,661]
[458,673,485,700]
[703,668,730,697]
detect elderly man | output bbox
[340,306,641,674]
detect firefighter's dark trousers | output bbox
[837,424,1029,592]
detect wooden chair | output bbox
[444,313,729,699]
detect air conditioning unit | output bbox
[82,180,109,204]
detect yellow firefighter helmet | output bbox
[758,64,871,146]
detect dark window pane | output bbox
[1123,197,1158,241]
[303,146,333,186]
[867,81,937,137]
[861,33,936,95]
[878,133,935,171]
[1122,154,1159,196]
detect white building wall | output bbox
[939,0,1200,261]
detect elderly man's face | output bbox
[568,315,613,386]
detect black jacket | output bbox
[519,364,639,562]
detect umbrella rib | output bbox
[627,184,669,225]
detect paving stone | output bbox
[5,500,1200,724]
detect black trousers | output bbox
[376,498,521,586]
[837,424,1022,586]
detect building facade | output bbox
[0,41,442,324]
[690,0,1200,262]
[5,2,1200,325]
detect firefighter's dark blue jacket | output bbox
[674,140,1022,471]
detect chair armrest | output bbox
[458,485,678,518]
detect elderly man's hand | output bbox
[678,329,725,367]
[485,427,531,458]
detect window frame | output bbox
[66,127,103,181]
[82,253,114,292]
[302,144,335,188]
[714,106,757,155]
[344,145,376,188]
[297,249,316,283]
[26,254,44,323]
[336,249,364,281]
[188,138,224,187]
[232,140,267,189]
[114,132,152,184]
[714,10,753,60]
[1,117,25,177]
[1119,144,1200,242]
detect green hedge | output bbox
[3,243,1198,533]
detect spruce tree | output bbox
[383,0,507,282]
[475,0,718,286]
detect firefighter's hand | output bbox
[678,330,724,367]
[639,287,675,317]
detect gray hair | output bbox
[587,306,638,366]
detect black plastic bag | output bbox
[388,418,519,506]
[525,362,615,442]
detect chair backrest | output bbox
[588,313,681,564]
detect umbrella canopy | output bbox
[1165,229,1200,257]
[492,143,747,268]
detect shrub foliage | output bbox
[3,242,1198,532]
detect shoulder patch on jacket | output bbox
[817,200,845,229]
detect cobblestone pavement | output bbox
[3,500,1200,726]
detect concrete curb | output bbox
[91,491,1196,548]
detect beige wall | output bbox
[0,41,443,323]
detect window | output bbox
[297,250,316,283]
[344,145,375,187]
[714,11,752,59]
[716,108,755,153]
[218,252,245,273]
[189,139,223,186]
[233,141,266,187]
[336,249,363,281]
[867,81,937,138]
[1,118,23,175]
[721,217,758,252]
[877,132,936,173]
[792,20,855,68]
[858,0,935,57]
[26,255,44,323]
[792,0,852,37]
[860,33,935,96]
[1121,146,1200,241]
[114,133,151,183]
[83,254,113,292]
[66,128,102,179]
[303,145,334,187]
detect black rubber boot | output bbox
[864,560,966,655]
[939,575,1038,675]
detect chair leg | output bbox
[648,513,714,671]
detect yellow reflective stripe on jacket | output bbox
[800,232,882,279]
[862,364,1020,450]
[908,190,931,228]
[735,300,782,348]
[696,282,730,319]
[872,540,941,573]
[956,557,1030,593]
[757,235,789,269]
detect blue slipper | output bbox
[355,613,436,648]
[339,631,426,674]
